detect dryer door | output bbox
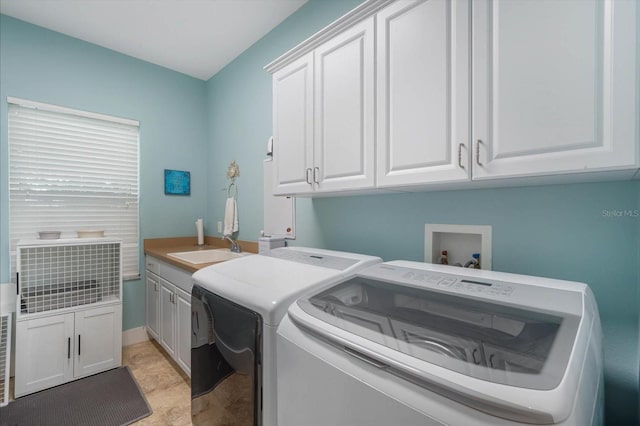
[191,284,262,426]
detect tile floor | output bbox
[123,339,191,425]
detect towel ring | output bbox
[227,182,238,197]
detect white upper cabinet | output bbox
[314,17,375,192]
[272,18,375,195]
[267,0,638,195]
[272,53,314,195]
[376,0,470,187]
[472,0,638,179]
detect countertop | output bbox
[144,236,259,273]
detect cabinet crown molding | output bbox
[264,0,394,74]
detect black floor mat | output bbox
[0,366,152,426]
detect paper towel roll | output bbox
[196,218,204,245]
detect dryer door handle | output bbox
[343,346,388,369]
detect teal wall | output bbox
[1,1,639,424]
[205,0,362,244]
[204,1,640,424]
[0,15,209,330]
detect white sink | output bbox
[167,249,249,264]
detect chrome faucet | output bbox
[223,235,242,253]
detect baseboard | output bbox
[122,326,150,347]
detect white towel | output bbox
[223,197,239,235]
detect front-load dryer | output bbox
[277,261,603,425]
[190,247,381,426]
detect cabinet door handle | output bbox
[313,167,320,184]
[68,337,71,360]
[476,140,483,166]
[305,168,312,184]
[169,293,173,304]
[458,143,465,169]
[78,335,81,356]
[154,282,158,292]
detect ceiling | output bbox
[0,0,308,81]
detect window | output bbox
[8,98,140,279]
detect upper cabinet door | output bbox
[376,0,471,188]
[273,52,314,195]
[314,17,375,192]
[473,0,638,180]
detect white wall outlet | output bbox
[217,221,222,234]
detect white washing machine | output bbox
[277,261,604,426]
[190,247,381,426]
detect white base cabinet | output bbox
[74,305,122,378]
[15,304,122,397]
[175,288,192,375]
[146,273,160,340]
[159,279,177,358]
[145,256,191,377]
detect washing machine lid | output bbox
[192,247,381,326]
[294,262,586,392]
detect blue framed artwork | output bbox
[164,169,191,195]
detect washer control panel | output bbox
[390,268,514,297]
[360,263,586,315]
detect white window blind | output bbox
[8,98,140,279]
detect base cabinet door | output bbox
[159,279,176,358]
[15,313,74,397]
[175,288,192,376]
[74,305,123,378]
[472,0,638,179]
[146,273,160,339]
